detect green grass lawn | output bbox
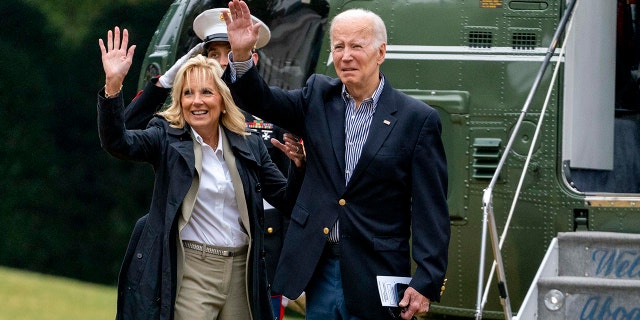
[0,266,116,320]
[0,266,305,320]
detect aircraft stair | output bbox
[514,231,640,320]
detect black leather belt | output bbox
[323,242,340,258]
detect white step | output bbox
[515,232,640,320]
[536,276,640,320]
[557,231,640,279]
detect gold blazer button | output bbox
[267,227,274,234]
[323,227,330,234]
[338,199,346,206]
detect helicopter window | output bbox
[256,1,328,89]
[176,0,228,58]
[564,0,640,194]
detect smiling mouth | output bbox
[192,110,208,115]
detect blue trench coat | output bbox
[97,91,301,320]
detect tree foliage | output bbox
[0,0,172,285]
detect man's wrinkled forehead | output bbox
[331,22,374,45]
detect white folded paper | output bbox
[376,275,412,307]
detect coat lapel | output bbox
[222,130,252,236]
[326,92,346,184]
[168,127,197,295]
[167,126,197,229]
[178,131,200,233]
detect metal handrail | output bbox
[474,0,579,319]
[481,6,578,311]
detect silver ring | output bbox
[296,146,300,153]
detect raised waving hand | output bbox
[98,26,136,96]
[223,0,260,62]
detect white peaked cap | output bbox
[193,8,271,49]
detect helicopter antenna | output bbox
[474,0,579,319]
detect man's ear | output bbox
[251,52,259,65]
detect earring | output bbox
[222,110,227,114]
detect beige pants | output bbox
[174,243,250,320]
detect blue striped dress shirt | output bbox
[328,77,385,243]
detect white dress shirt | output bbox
[181,127,249,247]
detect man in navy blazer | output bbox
[223,1,450,319]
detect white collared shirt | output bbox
[181,127,249,247]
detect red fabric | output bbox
[271,294,285,319]
[131,90,144,102]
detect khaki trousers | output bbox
[174,243,250,320]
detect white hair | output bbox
[330,8,387,48]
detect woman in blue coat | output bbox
[98,27,303,320]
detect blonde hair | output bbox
[158,55,248,136]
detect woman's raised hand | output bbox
[98,26,136,95]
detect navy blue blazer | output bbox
[225,66,450,319]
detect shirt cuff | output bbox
[228,52,254,82]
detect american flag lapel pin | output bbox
[383,120,391,125]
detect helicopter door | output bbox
[562,0,616,172]
[564,0,640,194]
